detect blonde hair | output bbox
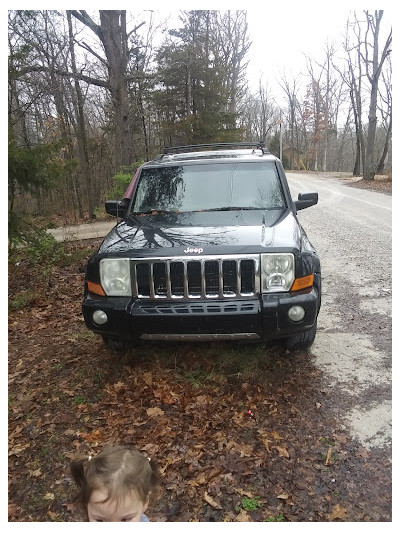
[71,445,160,513]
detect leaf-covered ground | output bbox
[8,241,391,522]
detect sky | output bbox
[146,2,393,105]
[245,5,393,102]
[245,8,349,95]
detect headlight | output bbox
[100,258,131,296]
[261,253,294,292]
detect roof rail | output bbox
[163,142,269,155]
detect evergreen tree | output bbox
[152,11,245,145]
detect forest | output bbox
[8,9,392,228]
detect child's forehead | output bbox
[90,487,141,505]
[88,488,147,522]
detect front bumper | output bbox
[82,286,320,344]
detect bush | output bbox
[9,213,66,266]
[25,230,66,265]
[107,160,144,200]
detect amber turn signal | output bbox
[88,281,106,296]
[291,274,313,292]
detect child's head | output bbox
[71,445,160,522]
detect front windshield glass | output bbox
[131,162,286,213]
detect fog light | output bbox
[93,310,108,325]
[288,305,305,322]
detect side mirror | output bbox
[105,200,128,218]
[294,192,318,211]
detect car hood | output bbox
[97,209,305,257]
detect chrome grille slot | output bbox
[240,259,256,294]
[170,261,184,296]
[205,261,219,296]
[187,261,202,296]
[222,260,237,295]
[131,255,260,300]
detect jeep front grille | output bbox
[131,255,260,300]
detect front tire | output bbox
[282,321,317,351]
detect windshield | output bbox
[131,162,286,213]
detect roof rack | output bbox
[163,142,269,155]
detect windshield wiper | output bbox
[203,206,264,212]
[130,209,175,215]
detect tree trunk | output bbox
[353,67,365,176]
[376,114,392,174]
[364,11,392,180]
[350,89,361,176]
[99,11,130,170]
[71,10,133,171]
[67,11,90,218]
[364,13,381,180]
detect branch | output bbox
[13,65,110,89]
[376,30,392,78]
[127,21,146,39]
[78,40,108,67]
[70,10,103,40]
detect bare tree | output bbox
[241,79,277,144]
[212,11,251,115]
[342,11,392,179]
[278,73,301,169]
[70,11,145,170]
[304,43,345,172]
[340,15,367,176]
[66,11,89,218]
[362,10,392,179]
[376,56,392,174]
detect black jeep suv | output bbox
[82,142,321,353]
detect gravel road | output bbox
[287,172,392,451]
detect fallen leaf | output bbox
[328,504,347,521]
[159,457,181,475]
[257,429,273,452]
[207,466,223,481]
[203,491,222,510]
[273,446,290,458]
[277,493,289,500]
[260,437,272,453]
[8,503,20,518]
[236,509,251,522]
[226,440,254,457]
[142,372,153,386]
[188,473,207,487]
[29,468,42,477]
[146,407,165,417]
[141,443,160,456]
[80,429,103,442]
[8,443,30,456]
[161,392,177,405]
[9,425,23,439]
[112,381,126,392]
[269,431,284,440]
[233,488,254,498]
[43,493,55,501]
